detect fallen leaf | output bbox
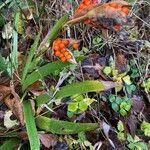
[82,54,107,79]
[116,53,127,73]
[4,94,24,126]
[4,110,19,129]
[132,95,144,113]
[39,133,57,148]
[0,85,11,101]
[124,114,138,135]
[2,22,13,39]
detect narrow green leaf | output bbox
[22,57,84,91]
[0,138,20,150]
[14,11,24,34]
[22,61,70,91]
[22,31,41,84]
[11,29,18,70]
[36,80,105,106]
[39,14,69,54]
[47,14,69,44]
[0,55,7,74]
[68,102,78,112]
[36,116,98,134]
[23,100,40,150]
[55,80,105,99]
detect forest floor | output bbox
[0,0,150,149]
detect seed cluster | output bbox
[74,0,129,31]
[52,38,79,62]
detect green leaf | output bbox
[117,120,124,132]
[68,102,78,112]
[67,111,74,118]
[109,94,116,103]
[120,101,127,109]
[78,101,88,112]
[55,80,105,99]
[122,75,132,85]
[23,100,40,150]
[117,132,125,141]
[134,142,148,150]
[126,84,136,94]
[0,138,20,150]
[119,109,127,116]
[127,143,137,150]
[103,66,112,76]
[78,132,87,142]
[72,94,84,102]
[47,14,68,44]
[83,98,95,106]
[141,121,150,137]
[22,57,84,91]
[124,104,131,111]
[143,78,150,91]
[40,14,69,54]
[22,61,69,91]
[115,97,123,105]
[0,55,7,74]
[112,103,119,112]
[92,36,102,45]
[21,31,41,86]
[14,11,24,34]
[127,134,134,143]
[36,116,98,134]
[11,29,18,71]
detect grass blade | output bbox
[0,138,20,150]
[55,80,105,99]
[38,14,69,55]
[21,31,41,84]
[47,14,69,44]
[23,100,40,150]
[36,116,98,135]
[22,57,84,91]
[11,29,18,71]
[36,80,105,106]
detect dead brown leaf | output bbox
[132,95,145,113]
[124,114,138,136]
[39,133,57,148]
[116,52,127,73]
[0,85,11,101]
[4,94,24,126]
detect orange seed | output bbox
[72,43,79,49]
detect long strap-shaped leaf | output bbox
[23,100,40,150]
[0,138,20,150]
[36,116,98,134]
[22,57,84,91]
[55,80,105,99]
[21,31,41,85]
[36,80,110,106]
